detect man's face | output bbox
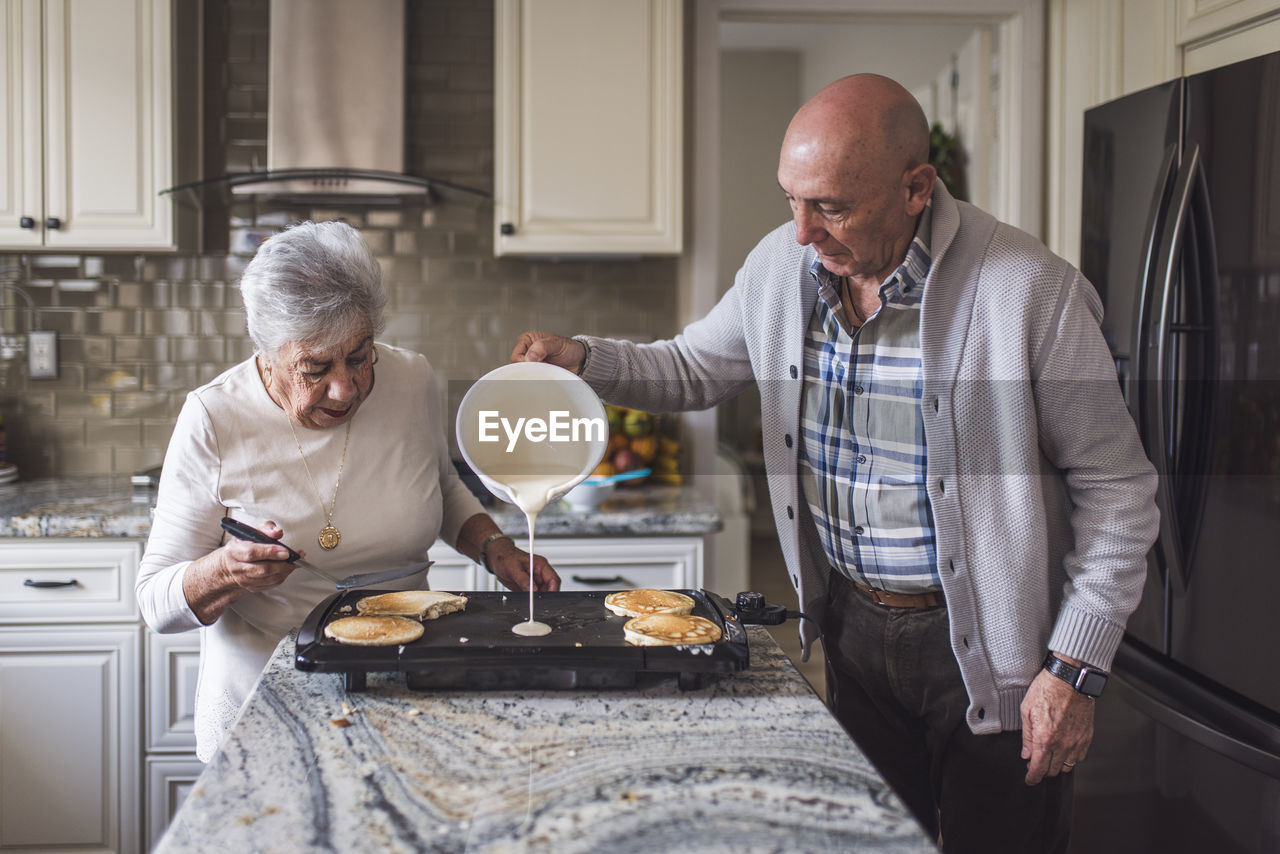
[777,140,923,283]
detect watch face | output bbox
[1078,669,1108,697]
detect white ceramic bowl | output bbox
[454,361,608,507]
[562,480,616,511]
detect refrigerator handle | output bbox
[1129,144,1179,424]
[1145,142,1201,593]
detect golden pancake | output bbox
[356,590,468,620]
[604,588,695,618]
[622,613,722,646]
[323,615,424,646]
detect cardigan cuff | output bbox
[1047,603,1126,671]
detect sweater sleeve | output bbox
[579,268,757,412]
[136,392,226,633]
[1033,270,1160,668]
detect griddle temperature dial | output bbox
[734,591,789,625]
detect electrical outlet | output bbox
[27,330,58,379]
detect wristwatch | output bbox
[1042,652,1108,698]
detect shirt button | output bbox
[854,385,865,395]
[854,525,864,536]
[856,454,866,465]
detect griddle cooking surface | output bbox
[295,589,750,690]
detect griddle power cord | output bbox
[731,591,823,638]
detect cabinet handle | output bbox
[571,574,628,586]
[23,578,79,589]
[19,216,35,229]
[500,222,516,235]
[45,217,63,230]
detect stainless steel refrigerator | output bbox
[1070,50,1280,853]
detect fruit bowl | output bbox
[561,480,616,511]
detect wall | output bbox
[0,0,681,479]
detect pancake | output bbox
[604,588,695,618]
[323,615,425,646]
[356,590,467,620]
[622,613,722,646]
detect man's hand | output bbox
[1020,664,1095,784]
[511,331,587,374]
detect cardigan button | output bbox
[786,505,794,519]
[790,364,798,379]
[784,434,793,448]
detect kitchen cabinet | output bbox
[144,631,200,852]
[493,0,683,256]
[0,539,142,854]
[0,0,176,250]
[432,536,702,592]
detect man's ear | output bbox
[903,163,937,215]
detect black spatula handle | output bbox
[220,517,302,563]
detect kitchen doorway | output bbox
[683,0,1045,676]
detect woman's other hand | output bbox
[510,331,586,374]
[487,537,561,592]
[182,520,298,624]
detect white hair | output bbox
[239,221,387,358]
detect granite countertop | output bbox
[0,477,720,539]
[157,628,934,854]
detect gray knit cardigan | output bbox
[579,182,1159,734]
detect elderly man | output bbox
[513,74,1158,852]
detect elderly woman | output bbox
[137,221,559,761]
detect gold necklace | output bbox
[284,413,352,550]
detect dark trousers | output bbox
[821,570,1073,854]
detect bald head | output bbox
[777,74,936,284]
[784,74,931,186]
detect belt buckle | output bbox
[868,587,889,606]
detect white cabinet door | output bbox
[0,625,140,854]
[146,630,200,753]
[494,0,683,256]
[426,542,480,591]
[0,0,174,250]
[42,0,173,249]
[0,0,42,248]
[145,757,204,852]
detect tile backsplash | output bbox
[0,0,680,478]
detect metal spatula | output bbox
[219,517,431,589]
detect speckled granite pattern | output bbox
[158,628,935,854]
[0,476,153,538]
[0,478,719,539]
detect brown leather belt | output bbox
[852,579,944,609]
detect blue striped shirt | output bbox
[798,204,940,593]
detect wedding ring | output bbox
[1063,760,1076,768]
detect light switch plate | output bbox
[27,330,58,379]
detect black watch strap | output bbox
[1042,652,1108,698]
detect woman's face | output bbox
[261,331,376,430]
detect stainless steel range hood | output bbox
[230,0,411,197]
[160,0,488,205]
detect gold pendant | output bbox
[318,525,341,550]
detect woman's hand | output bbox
[182,520,298,624]
[487,537,561,592]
